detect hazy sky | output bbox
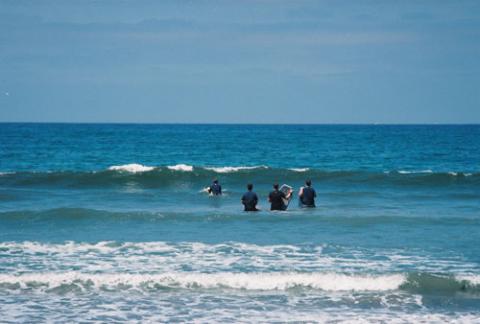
[0,0,479,123]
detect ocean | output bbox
[0,123,479,322]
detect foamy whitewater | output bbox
[1,124,479,322]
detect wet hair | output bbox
[213,179,218,184]
[306,179,312,187]
[273,183,279,190]
[247,183,253,190]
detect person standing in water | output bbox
[269,183,291,211]
[208,179,222,196]
[299,179,316,207]
[241,183,259,211]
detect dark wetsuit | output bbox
[241,191,258,211]
[269,190,287,211]
[300,186,316,207]
[209,183,222,195]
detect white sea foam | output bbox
[108,164,155,173]
[0,295,477,324]
[2,241,478,279]
[1,241,479,322]
[204,166,267,173]
[0,240,295,255]
[167,164,193,172]
[289,168,310,172]
[457,274,480,285]
[247,313,480,324]
[0,272,406,292]
[397,170,433,174]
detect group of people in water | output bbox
[207,179,317,211]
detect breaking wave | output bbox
[1,241,479,293]
[0,271,478,295]
[166,164,193,172]
[0,272,404,292]
[0,166,478,188]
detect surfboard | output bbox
[279,184,293,209]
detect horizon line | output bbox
[0,121,479,126]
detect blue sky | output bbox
[0,0,479,123]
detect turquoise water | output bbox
[1,124,479,322]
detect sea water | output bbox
[0,124,479,322]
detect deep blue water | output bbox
[0,124,479,322]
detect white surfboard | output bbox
[279,184,293,209]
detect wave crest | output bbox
[289,168,310,172]
[205,166,268,173]
[108,164,155,173]
[0,272,405,292]
[1,272,479,294]
[167,164,193,172]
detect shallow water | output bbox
[1,124,479,322]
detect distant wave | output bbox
[392,170,433,174]
[0,167,478,189]
[108,164,268,173]
[108,163,155,173]
[108,164,193,173]
[289,168,310,172]
[205,166,268,173]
